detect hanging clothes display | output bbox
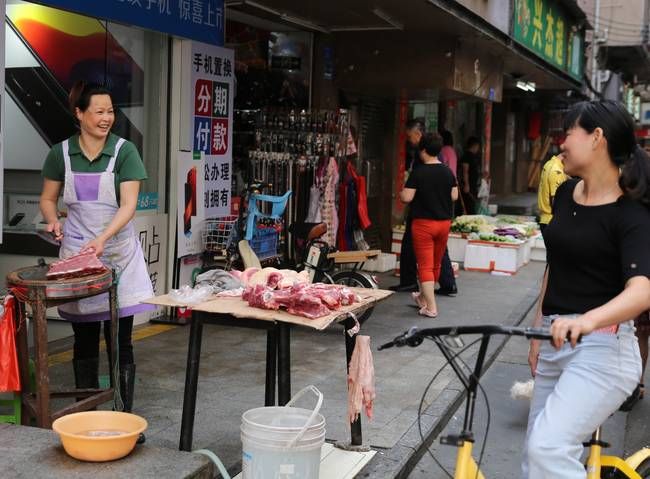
[240,108,377,255]
[337,161,372,251]
[305,178,322,223]
[321,157,339,247]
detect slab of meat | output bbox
[243,284,280,310]
[47,252,107,280]
[347,335,376,423]
[242,282,358,319]
[286,292,331,319]
[247,268,310,289]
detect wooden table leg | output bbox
[15,300,31,425]
[265,326,277,406]
[277,323,291,406]
[33,287,51,428]
[108,280,119,409]
[179,310,204,451]
[344,315,363,446]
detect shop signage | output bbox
[191,42,234,219]
[0,0,5,242]
[33,0,224,45]
[271,56,301,71]
[134,213,168,320]
[137,192,159,211]
[513,0,584,81]
[450,43,503,102]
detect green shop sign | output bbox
[513,0,584,81]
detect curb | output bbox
[357,288,539,478]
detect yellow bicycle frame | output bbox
[454,440,486,479]
[451,435,650,478]
[585,442,650,479]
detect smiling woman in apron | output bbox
[39,81,153,433]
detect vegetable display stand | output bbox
[463,239,525,275]
[6,265,118,429]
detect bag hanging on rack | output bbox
[346,162,372,231]
[0,295,21,392]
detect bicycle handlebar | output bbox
[378,325,555,351]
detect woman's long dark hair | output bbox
[563,100,650,206]
[69,80,112,114]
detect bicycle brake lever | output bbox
[378,326,422,350]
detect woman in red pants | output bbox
[400,133,458,317]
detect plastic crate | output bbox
[250,227,279,259]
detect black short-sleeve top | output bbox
[542,178,650,315]
[405,163,457,221]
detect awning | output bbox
[226,0,583,93]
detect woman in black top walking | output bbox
[522,101,650,478]
[400,133,458,317]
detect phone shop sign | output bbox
[35,0,224,46]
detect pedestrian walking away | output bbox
[399,132,458,318]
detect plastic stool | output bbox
[0,359,35,425]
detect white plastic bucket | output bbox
[241,385,325,479]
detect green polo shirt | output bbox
[42,133,147,203]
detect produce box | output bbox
[464,239,525,275]
[448,233,468,263]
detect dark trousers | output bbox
[460,191,477,215]
[72,316,135,366]
[438,248,457,290]
[399,217,418,286]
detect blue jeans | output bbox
[522,315,641,478]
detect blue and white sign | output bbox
[34,0,224,45]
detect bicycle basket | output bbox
[203,216,239,254]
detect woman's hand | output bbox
[46,221,64,241]
[550,316,595,349]
[80,237,106,257]
[528,339,540,377]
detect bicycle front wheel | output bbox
[329,270,377,324]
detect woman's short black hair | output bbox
[419,132,443,157]
[563,100,650,206]
[440,129,454,146]
[69,80,113,114]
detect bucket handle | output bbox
[284,385,323,448]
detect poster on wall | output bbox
[133,213,168,321]
[177,151,205,256]
[190,42,234,218]
[0,0,6,242]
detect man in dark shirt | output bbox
[391,120,458,296]
[391,119,424,292]
[459,137,481,215]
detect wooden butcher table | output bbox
[143,287,392,451]
[6,265,118,428]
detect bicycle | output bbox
[379,325,650,479]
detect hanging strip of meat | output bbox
[347,335,376,423]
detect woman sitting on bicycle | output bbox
[523,100,650,478]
